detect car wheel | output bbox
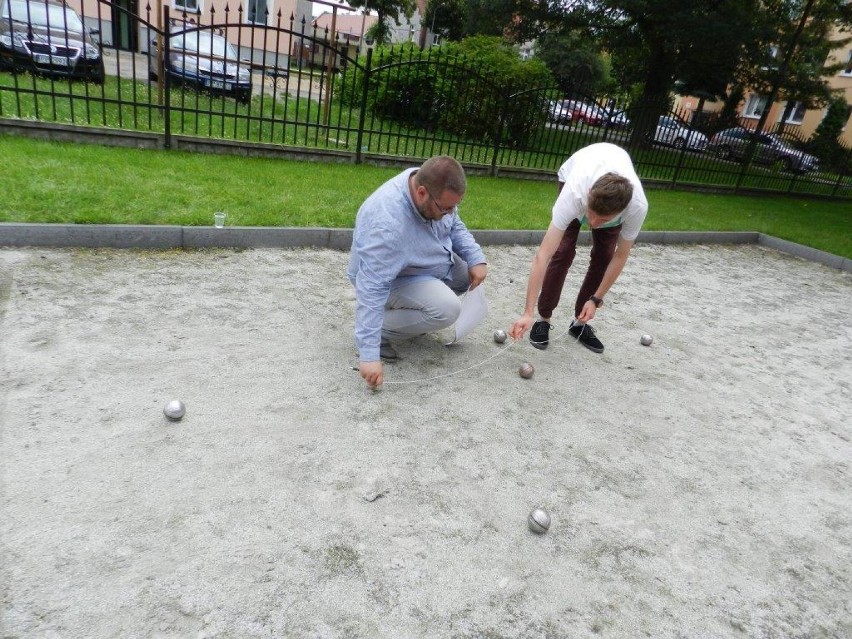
[673,137,686,150]
[715,145,732,160]
[91,66,105,85]
[778,156,793,172]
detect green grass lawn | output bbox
[1,135,850,258]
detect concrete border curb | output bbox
[0,223,848,273]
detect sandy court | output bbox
[1,243,851,638]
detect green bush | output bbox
[809,97,852,175]
[336,38,554,146]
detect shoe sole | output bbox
[530,340,548,350]
[577,341,604,354]
[569,329,604,354]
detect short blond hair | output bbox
[414,155,467,196]
[589,172,633,216]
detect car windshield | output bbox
[4,0,83,30]
[765,134,790,147]
[171,30,238,59]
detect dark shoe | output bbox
[529,320,551,350]
[569,322,604,353]
[380,339,399,362]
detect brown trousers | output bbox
[537,219,622,319]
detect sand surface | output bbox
[1,244,851,638]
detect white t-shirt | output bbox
[553,143,648,241]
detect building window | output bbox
[247,0,267,24]
[843,50,852,76]
[783,101,806,124]
[744,94,769,118]
[174,0,199,13]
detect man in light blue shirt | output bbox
[348,156,488,389]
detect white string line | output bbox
[378,322,579,385]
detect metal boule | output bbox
[163,399,186,421]
[528,508,551,534]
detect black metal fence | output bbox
[1,0,850,200]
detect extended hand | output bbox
[509,314,533,340]
[576,300,598,323]
[359,361,383,389]
[467,263,488,290]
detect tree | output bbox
[549,0,765,145]
[732,0,852,132]
[424,0,551,42]
[347,0,416,45]
[535,31,608,95]
[809,95,851,172]
[422,0,467,42]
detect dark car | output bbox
[548,99,573,125]
[0,0,104,82]
[710,127,819,173]
[604,109,630,129]
[650,115,708,151]
[150,24,252,104]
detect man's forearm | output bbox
[595,251,628,299]
[523,254,548,315]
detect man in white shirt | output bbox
[509,143,648,353]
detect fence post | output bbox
[490,92,507,177]
[670,108,693,187]
[162,6,171,150]
[354,48,372,165]
[829,146,850,198]
[734,146,750,192]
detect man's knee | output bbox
[431,291,462,327]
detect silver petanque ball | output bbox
[528,508,551,534]
[518,362,534,379]
[493,329,507,344]
[163,400,186,421]
[640,334,654,346]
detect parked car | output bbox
[709,127,819,173]
[548,100,573,125]
[604,109,631,129]
[563,99,605,126]
[650,115,708,151]
[0,0,104,83]
[150,24,252,104]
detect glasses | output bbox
[424,187,458,216]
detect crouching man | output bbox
[349,155,488,388]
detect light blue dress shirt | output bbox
[347,168,486,362]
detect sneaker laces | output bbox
[571,322,595,340]
[530,321,552,343]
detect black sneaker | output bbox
[569,322,604,353]
[357,339,399,362]
[379,339,399,362]
[529,320,551,350]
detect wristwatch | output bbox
[589,295,603,308]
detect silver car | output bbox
[650,115,708,151]
[709,127,819,173]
